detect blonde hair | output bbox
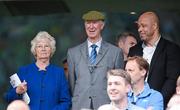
[31,31,56,57]
[107,69,131,85]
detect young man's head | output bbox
[117,32,137,60]
[125,56,149,85]
[107,69,131,103]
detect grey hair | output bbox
[31,31,56,57]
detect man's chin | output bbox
[88,35,96,38]
[110,96,118,100]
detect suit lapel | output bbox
[80,41,89,65]
[80,41,98,74]
[149,38,165,75]
[95,41,108,65]
[82,40,109,78]
[90,41,109,83]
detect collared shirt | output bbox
[127,103,145,110]
[128,82,164,110]
[87,38,102,56]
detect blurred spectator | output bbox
[117,32,137,61]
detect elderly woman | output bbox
[6,31,71,110]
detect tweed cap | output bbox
[82,11,105,21]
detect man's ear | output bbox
[118,41,124,48]
[126,84,131,93]
[141,69,146,77]
[153,23,158,30]
[176,86,180,94]
[100,21,105,30]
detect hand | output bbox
[16,80,27,94]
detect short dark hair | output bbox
[116,32,138,44]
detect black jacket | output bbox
[128,37,180,105]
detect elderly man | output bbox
[67,10,124,110]
[128,11,180,105]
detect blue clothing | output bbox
[127,103,145,110]
[128,82,164,110]
[6,63,71,110]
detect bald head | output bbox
[7,100,29,110]
[137,11,160,45]
[139,11,159,30]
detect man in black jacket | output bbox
[128,11,180,106]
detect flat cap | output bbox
[82,11,105,21]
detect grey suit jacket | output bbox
[67,40,124,110]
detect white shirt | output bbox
[142,36,161,81]
[87,38,102,56]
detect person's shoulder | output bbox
[48,64,65,78]
[49,64,64,71]
[161,37,180,48]
[150,88,163,99]
[17,63,35,76]
[68,41,86,51]
[18,63,34,70]
[103,41,116,47]
[103,41,121,51]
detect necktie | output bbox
[89,44,98,64]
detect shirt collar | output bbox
[87,38,102,48]
[33,62,51,71]
[142,35,161,48]
[128,82,151,98]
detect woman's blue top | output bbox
[6,63,71,110]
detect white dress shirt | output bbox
[87,38,102,57]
